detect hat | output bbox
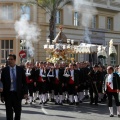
[93,64,99,68]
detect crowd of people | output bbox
[0,55,120,119]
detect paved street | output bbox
[0,100,119,120]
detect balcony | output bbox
[0,0,26,2]
[92,0,120,11]
[93,0,107,4]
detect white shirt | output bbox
[26,68,30,73]
[70,70,74,81]
[106,73,113,90]
[39,68,43,76]
[55,69,59,79]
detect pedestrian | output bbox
[105,66,120,117]
[1,54,28,120]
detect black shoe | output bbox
[110,114,114,117]
[34,100,36,103]
[69,102,74,105]
[62,100,65,103]
[43,102,46,105]
[55,102,59,105]
[25,102,28,105]
[85,95,89,99]
[89,102,93,105]
[98,101,101,103]
[94,103,98,106]
[79,100,82,103]
[51,99,54,102]
[75,102,79,106]
[118,114,120,117]
[59,103,63,105]
[30,102,32,105]
[39,102,42,105]
[36,97,39,100]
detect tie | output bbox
[11,68,16,91]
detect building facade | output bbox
[0,0,120,65]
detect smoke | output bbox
[73,0,97,43]
[14,17,40,57]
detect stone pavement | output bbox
[0,100,119,120]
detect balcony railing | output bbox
[0,0,26,2]
[93,0,107,5]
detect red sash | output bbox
[55,78,59,84]
[26,77,33,83]
[38,76,46,82]
[107,82,118,92]
[69,77,74,84]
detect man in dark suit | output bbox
[88,64,101,105]
[1,54,28,120]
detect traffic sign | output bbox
[19,50,26,58]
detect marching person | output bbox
[54,63,64,105]
[105,66,120,117]
[98,65,104,103]
[1,54,28,120]
[36,62,48,104]
[26,62,36,104]
[66,63,79,105]
[24,62,30,104]
[83,62,90,99]
[76,62,84,103]
[34,61,40,101]
[63,66,69,103]
[47,65,55,102]
[88,64,101,105]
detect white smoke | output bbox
[14,17,40,57]
[73,0,97,43]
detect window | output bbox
[1,40,13,63]
[110,57,116,66]
[74,12,80,26]
[0,4,13,20]
[107,17,113,30]
[21,5,31,20]
[56,10,61,24]
[92,15,98,29]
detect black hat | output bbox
[93,64,99,68]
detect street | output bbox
[0,100,119,120]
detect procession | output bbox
[0,56,120,119]
[1,0,120,120]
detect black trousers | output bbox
[28,83,34,96]
[38,82,47,94]
[5,92,22,120]
[68,84,77,95]
[54,84,63,95]
[107,92,120,107]
[89,84,98,104]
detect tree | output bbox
[27,0,72,44]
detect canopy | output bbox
[75,43,98,53]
